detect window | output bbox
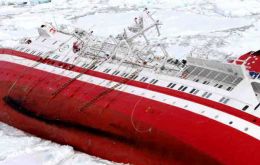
[25,49,30,52]
[226,87,232,91]
[133,75,138,80]
[122,73,129,78]
[112,71,120,75]
[170,84,176,88]
[214,83,219,87]
[140,77,148,82]
[37,52,43,56]
[242,105,249,111]
[89,65,96,70]
[42,38,47,42]
[120,73,129,77]
[182,86,188,91]
[167,83,173,87]
[103,69,111,73]
[178,85,184,90]
[223,98,230,104]
[31,50,36,54]
[202,92,208,97]
[65,58,70,62]
[205,93,212,98]
[167,83,176,88]
[150,79,158,84]
[219,97,225,103]
[190,88,196,94]
[53,55,59,59]
[193,90,200,95]
[218,85,223,88]
[52,41,58,45]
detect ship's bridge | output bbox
[180,57,244,91]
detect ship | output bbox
[0,10,259,165]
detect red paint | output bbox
[0,61,260,165]
[0,48,259,126]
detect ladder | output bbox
[79,68,142,111]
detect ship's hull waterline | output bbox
[0,50,260,165]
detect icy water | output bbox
[1,0,260,164]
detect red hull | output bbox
[0,55,260,164]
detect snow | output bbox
[0,0,260,164]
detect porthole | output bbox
[244,127,249,131]
[229,121,233,125]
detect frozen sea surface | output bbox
[1,0,260,164]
